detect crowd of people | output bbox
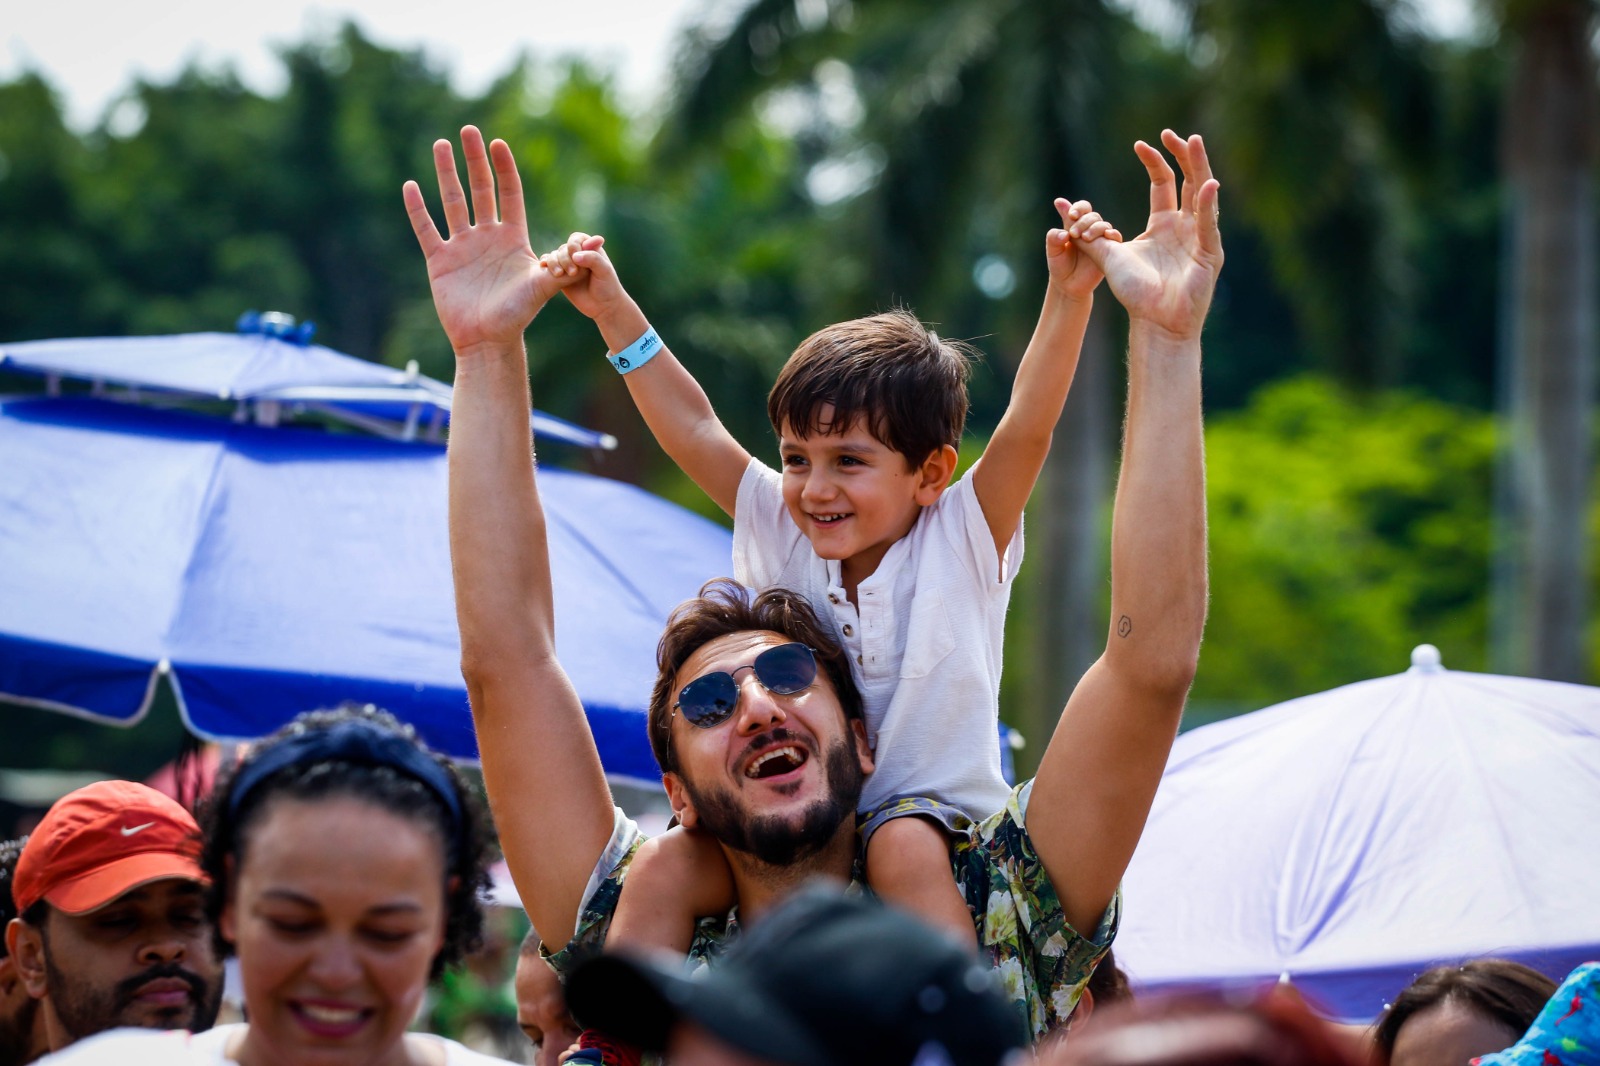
[1,120,1592,1066]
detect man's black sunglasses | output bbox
[672,642,818,728]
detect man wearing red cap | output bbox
[2,781,222,1054]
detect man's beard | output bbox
[0,994,40,1066]
[43,956,222,1041]
[684,728,865,867]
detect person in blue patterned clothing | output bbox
[404,123,1221,1047]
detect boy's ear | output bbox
[912,444,959,506]
[662,773,698,830]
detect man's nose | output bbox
[137,932,188,966]
[732,673,786,733]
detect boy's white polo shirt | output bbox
[733,457,1018,817]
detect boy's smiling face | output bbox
[777,410,954,590]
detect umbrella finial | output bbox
[1409,644,1444,672]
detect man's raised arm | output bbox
[1025,130,1222,937]
[404,126,616,947]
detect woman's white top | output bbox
[36,1024,517,1065]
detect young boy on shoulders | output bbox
[540,198,1119,960]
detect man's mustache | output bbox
[734,727,819,769]
[114,962,208,1006]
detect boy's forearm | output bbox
[592,299,652,356]
[592,303,749,517]
[1000,287,1094,448]
[971,289,1094,548]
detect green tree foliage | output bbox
[1182,0,1440,386]
[663,0,1193,405]
[0,75,109,341]
[1194,376,1497,714]
[0,25,832,486]
[81,68,304,336]
[0,11,1586,778]
[79,28,480,355]
[485,61,830,480]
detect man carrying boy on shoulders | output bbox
[406,124,1220,1039]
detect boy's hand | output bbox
[403,126,564,358]
[541,232,640,334]
[1046,198,1122,301]
[1068,130,1224,344]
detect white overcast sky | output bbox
[3,0,715,130]
[7,0,1478,132]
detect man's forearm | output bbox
[412,127,617,947]
[1024,319,1206,934]
[1103,320,1207,695]
[449,341,550,670]
[448,337,613,947]
[1021,129,1219,937]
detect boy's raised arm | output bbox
[404,127,616,949]
[1024,131,1221,937]
[544,236,752,517]
[970,201,1119,562]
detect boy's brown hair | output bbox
[767,309,975,467]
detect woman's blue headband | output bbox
[226,718,463,835]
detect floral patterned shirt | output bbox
[544,780,1119,1040]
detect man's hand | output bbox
[402,126,563,357]
[1045,198,1121,301]
[1071,130,1223,343]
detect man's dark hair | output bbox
[1059,988,1362,1066]
[768,309,974,466]
[649,579,864,774]
[1087,948,1132,1010]
[0,836,25,958]
[1372,959,1558,1063]
[197,703,493,980]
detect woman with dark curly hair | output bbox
[1374,960,1558,1066]
[37,705,513,1066]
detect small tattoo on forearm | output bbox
[1117,615,1133,638]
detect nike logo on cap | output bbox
[120,822,156,836]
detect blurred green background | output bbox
[2,0,1596,786]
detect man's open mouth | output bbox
[745,744,809,780]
